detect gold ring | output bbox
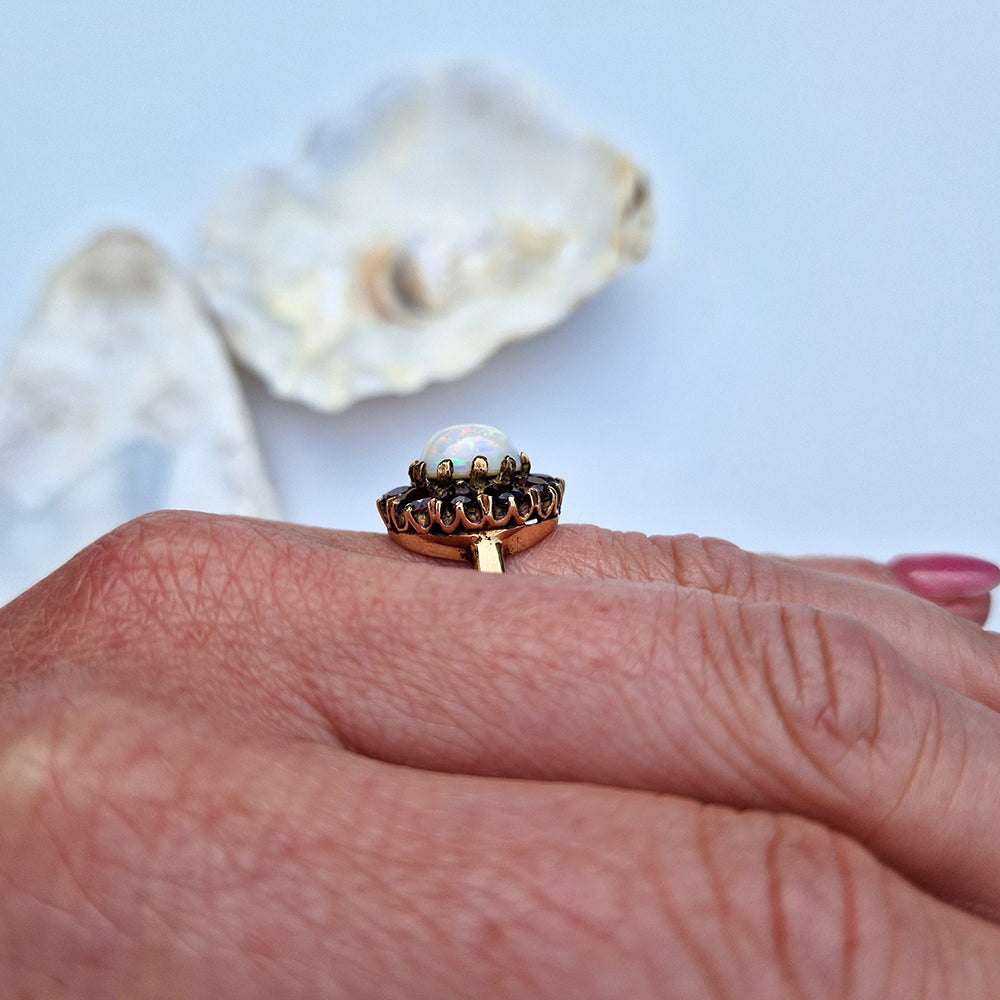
[377,424,564,572]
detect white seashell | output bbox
[0,230,280,603]
[196,65,653,411]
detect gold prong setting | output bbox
[377,465,564,536]
[378,426,564,538]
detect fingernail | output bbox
[888,554,1000,601]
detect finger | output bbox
[515,525,1000,701]
[938,593,992,624]
[888,554,999,625]
[888,553,1000,602]
[13,512,1000,921]
[774,555,904,586]
[313,557,1000,920]
[4,700,1000,999]
[790,554,998,625]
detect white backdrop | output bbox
[1,1,997,576]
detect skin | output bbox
[1,512,1000,999]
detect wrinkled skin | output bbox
[2,512,1000,998]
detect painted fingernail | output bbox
[888,554,1000,601]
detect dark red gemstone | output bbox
[456,497,482,522]
[526,474,557,489]
[406,496,433,527]
[382,485,411,499]
[490,490,518,521]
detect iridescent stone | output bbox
[419,424,520,479]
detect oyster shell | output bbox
[0,230,279,603]
[197,65,653,411]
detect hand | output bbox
[1,512,999,998]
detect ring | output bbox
[377,423,564,572]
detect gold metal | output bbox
[377,438,564,573]
[389,519,559,570]
[472,537,505,572]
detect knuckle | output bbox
[0,512,213,686]
[588,526,663,580]
[686,599,903,810]
[663,534,758,597]
[3,512,301,698]
[60,511,276,634]
[761,814,897,998]
[757,604,888,783]
[93,510,228,600]
[1,701,114,824]
[677,807,925,999]
[0,699,197,966]
[47,510,203,614]
[553,527,771,599]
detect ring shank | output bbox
[389,518,559,571]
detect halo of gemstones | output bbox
[377,425,564,536]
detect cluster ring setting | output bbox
[377,424,564,572]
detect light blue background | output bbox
[1,1,997,570]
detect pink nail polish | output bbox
[888,554,1000,601]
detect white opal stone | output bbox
[420,424,520,478]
